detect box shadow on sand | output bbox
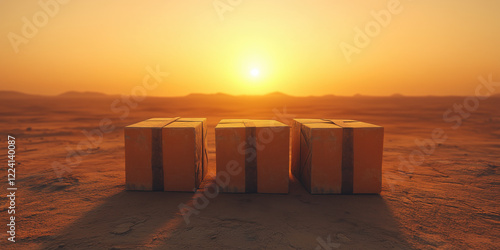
[42,174,411,249]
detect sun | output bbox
[250,68,260,78]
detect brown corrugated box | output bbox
[215,119,289,194]
[292,119,384,194]
[125,117,208,191]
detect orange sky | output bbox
[0,0,499,96]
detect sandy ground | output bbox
[0,92,499,249]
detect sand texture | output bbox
[0,92,498,249]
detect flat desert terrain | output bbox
[0,92,499,249]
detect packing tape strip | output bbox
[322,119,354,194]
[152,117,180,191]
[243,120,258,193]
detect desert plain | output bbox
[0,91,498,249]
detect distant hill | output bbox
[263,92,291,98]
[57,91,110,98]
[0,90,42,98]
[186,92,292,99]
[185,92,232,98]
[353,93,365,98]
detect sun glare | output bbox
[250,68,260,78]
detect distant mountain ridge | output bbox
[58,91,110,98]
[0,90,112,98]
[185,92,291,98]
[1,90,497,98]
[0,90,42,98]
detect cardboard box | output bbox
[215,119,289,194]
[125,117,207,191]
[292,119,384,194]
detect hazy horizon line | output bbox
[0,90,498,98]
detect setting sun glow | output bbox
[250,68,260,78]
[0,1,499,97]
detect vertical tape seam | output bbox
[341,127,354,194]
[151,127,163,191]
[245,123,258,193]
[154,117,180,191]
